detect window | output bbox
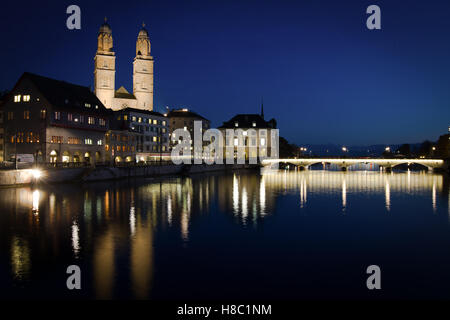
[23,95,30,102]
[54,112,61,120]
[162,120,166,126]
[105,144,109,151]
[260,138,266,146]
[7,112,13,120]
[40,109,47,119]
[68,113,73,121]
[132,116,137,122]
[124,115,128,121]
[138,117,142,123]
[99,118,106,126]
[24,111,30,119]
[116,146,120,151]
[84,103,91,108]
[14,95,21,102]
[153,119,157,125]
[97,140,103,146]
[80,116,84,123]
[153,136,157,142]
[88,117,95,125]
[162,128,166,133]
[85,138,93,145]
[68,137,81,144]
[51,136,63,144]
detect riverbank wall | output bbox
[0,164,258,187]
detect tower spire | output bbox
[261,97,264,119]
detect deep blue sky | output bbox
[1,0,449,145]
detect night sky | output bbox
[1,0,450,145]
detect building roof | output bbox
[117,107,165,117]
[17,72,109,115]
[219,114,276,129]
[166,109,209,121]
[114,86,136,100]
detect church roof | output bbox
[99,18,112,34]
[118,107,165,117]
[219,114,276,129]
[18,72,109,115]
[167,109,209,121]
[114,86,136,99]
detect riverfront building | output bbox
[1,72,110,164]
[218,108,277,161]
[110,108,169,162]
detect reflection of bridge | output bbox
[261,158,445,171]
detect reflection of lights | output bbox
[300,177,307,208]
[242,187,248,223]
[432,179,437,212]
[11,236,31,282]
[72,222,80,257]
[181,210,189,241]
[233,174,239,215]
[260,177,266,216]
[385,178,391,211]
[32,190,40,213]
[342,179,347,211]
[167,194,172,225]
[130,206,136,236]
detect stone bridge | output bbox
[261,158,446,171]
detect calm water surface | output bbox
[1,169,450,299]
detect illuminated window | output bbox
[24,111,30,119]
[88,117,95,125]
[99,118,106,126]
[68,113,73,121]
[105,144,109,151]
[153,136,157,142]
[234,138,238,146]
[124,115,128,121]
[14,95,21,102]
[54,112,61,120]
[51,136,63,144]
[132,116,137,122]
[23,95,30,102]
[97,140,103,145]
[138,117,142,123]
[84,103,91,108]
[85,138,93,145]
[116,145,120,151]
[260,138,266,146]
[162,120,166,126]
[40,109,47,119]
[153,119,157,125]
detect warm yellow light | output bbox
[30,169,42,179]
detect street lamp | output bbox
[342,146,347,152]
[385,147,390,152]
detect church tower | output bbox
[133,23,154,110]
[94,18,116,108]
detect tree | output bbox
[279,137,297,158]
[418,140,433,158]
[436,134,450,159]
[396,144,411,157]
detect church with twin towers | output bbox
[94,19,154,111]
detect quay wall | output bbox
[0,164,257,186]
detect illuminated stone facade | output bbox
[94,20,154,112]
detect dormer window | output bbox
[85,103,91,108]
[23,95,30,102]
[14,95,21,102]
